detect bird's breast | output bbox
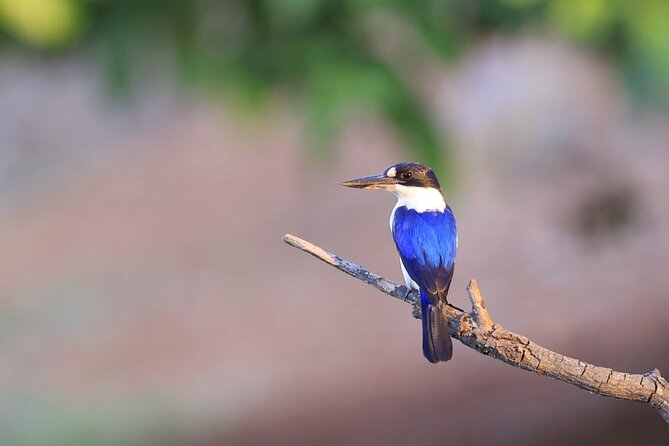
[391,205,457,269]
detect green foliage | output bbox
[0,0,667,168]
[0,0,86,48]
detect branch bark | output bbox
[282,233,669,424]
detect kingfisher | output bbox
[340,162,457,363]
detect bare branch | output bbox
[282,233,669,424]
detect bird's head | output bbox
[339,162,444,210]
[340,162,441,191]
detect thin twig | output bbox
[282,233,669,424]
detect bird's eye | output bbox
[401,171,413,180]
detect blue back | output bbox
[392,206,457,301]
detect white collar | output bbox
[392,185,445,212]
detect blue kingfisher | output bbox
[341,162,457,363]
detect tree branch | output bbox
[282,233,669,424]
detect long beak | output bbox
[339,173,398,189]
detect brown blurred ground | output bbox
[1,36,668,445]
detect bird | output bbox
[340,162,457,363]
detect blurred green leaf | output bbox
[547,0,615,42]
[0,0,86,48]
[622,0,669,101]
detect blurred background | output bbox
[1,1,668,444]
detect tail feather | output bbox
[420,291,453,363]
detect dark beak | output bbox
[339,173,398,189]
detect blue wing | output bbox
[392,206,457,304]
[392,205,457,363]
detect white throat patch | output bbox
[392,185,445,212]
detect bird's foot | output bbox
[411,304,422,319]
